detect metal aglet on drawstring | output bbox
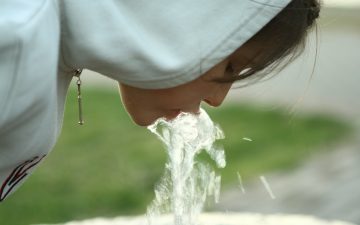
[74,69,84,125]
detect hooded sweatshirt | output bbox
[0,0,290,201]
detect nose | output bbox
[203,84,231,107]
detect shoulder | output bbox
[0,0,60,58]
[0,1,66,203]
[0,0,59,31]
[0,0,61,115]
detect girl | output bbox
[0,0,320,201]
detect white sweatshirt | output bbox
[0,0,290,201]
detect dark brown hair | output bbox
[220,0,321,85]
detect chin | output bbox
[131,118,151,127]
[131,116,157,127]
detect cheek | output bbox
[120,95,160,126]
[119,84,155,125]
[120,84,155,109]
[119,86,137,111]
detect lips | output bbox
[164,110,181,121]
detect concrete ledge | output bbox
[36,213,357,225]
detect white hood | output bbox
[60,0,291,89]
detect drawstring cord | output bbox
[73,69,84,125]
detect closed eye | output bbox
[213,62,252,83]
[225,62,235,74]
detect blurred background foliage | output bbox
[0,88,352,225]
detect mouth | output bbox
[164,110,181,121]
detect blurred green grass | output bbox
[0,88,352,225]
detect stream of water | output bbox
[147,108,226,225]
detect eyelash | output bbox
[227,62,253,76]
[212,61,253,84]
[225,62,235,75]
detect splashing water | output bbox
[260,175,276,200]
[237,172,246,194]
[147,108,226,225]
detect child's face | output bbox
[118,59,231,126]
[119,42,259,126]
